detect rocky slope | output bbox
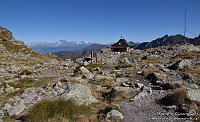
[0,26,200,122]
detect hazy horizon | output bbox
[0,0,199,44]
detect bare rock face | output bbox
[61,84,98,105]
[0,26,14,41]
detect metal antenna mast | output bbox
[179,8,197,37]
[184,8,187,37]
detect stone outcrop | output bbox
[61,84,98,105]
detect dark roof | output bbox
[111,38,129,48]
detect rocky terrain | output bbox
[0,26,200,122]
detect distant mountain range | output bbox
[27,34,200,60]
[27,40,93,54]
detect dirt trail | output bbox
[120,90,191,122]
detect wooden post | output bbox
[96,51,98,63]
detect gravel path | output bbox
[120,90,190,122]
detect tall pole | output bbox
[184,8,187,37]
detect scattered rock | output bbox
[3,103,12,111]
[52,81,63,89]
[130,91,149,102]
[93,74,106,81]
[135,83,144,89]
[79,66,94,79]
[141,55,147,60]
[106,109,124,120]
[136,71,144,76]
[94,67,101,71]
[121,82,130,87]
[95,85,107,92]
[164,105,177,111]
[5,86,14,93]
[83,61,90,66]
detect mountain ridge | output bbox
[27,40,93,54]
[136,34,200,50]
[53,43,107,60]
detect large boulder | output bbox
[187,89,200,102]
[7,103,26,116]
[178,59,192,69]
[168,59,191,70]
[61,84,98,105]
[118,58,136,68]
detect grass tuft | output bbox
[160,88,200,110]
[26,99,91,122]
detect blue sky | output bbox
[0,0,199,44]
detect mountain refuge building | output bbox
[111,37,132,52]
